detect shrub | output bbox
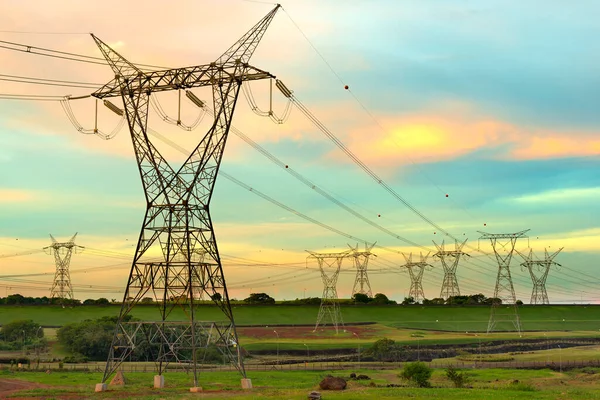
[366,338,403,362]
[445,365,469,388]
[399,362,432,388]
[63,354,89,363]
[508,380,537,392]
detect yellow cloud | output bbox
[0,189,36,203]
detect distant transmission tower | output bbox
[308,249,351,333]
[89,5,281,390]
[479,229,529,334]
[433,239,469,301]
[517,247,563,305]
[44,233,83,304]
[349,242,376,297]
[401,252,432,303]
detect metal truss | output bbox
[517,247,563,305]
[44,233,83,304]
[433,239,469,300]
[348,242,376,298]
[401,252,432,303]
[478,229,529,334]
[89,5,281,387]
[307,249,352,334]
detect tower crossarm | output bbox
[92,64,274,99]
[477,229,530,240]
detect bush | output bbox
[0,320,43,344]
[399,362,432,388]
[63,354,89,363]
[365,338,403,362]
[446,365,469,388]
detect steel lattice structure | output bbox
[308,249,351,334]
[89,5,281,387]
[348,242,376,298]
[433,239,469,300]
[44,233,83,304]
[517,247,563,305]
[478,229,529,334]
[401,252,432,303]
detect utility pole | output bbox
[517,247,563,305]
[44,233,83,305]
[401,252,432,303]
[348,242,376,298]
[433,239,469,301]
[479,229,529,334]
[89,4,281,389]
[308,249,351,334]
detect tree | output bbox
[352,293,371,304]
[401,296,416,305]
[141,297,154,304]
[446,365,470,388]
[95,298,110,306]
[423,298,445,305]
[483,297,502,305]
[372,293,396,305]
[210,293,222,302]
[1,320,42,343]
[400,362,432,387]
[366,338,402,361]
[243,293,275,304]
[516,299,524,306]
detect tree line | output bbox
[0,292,520,306]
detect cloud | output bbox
[532,227,600,253]
[332,104,600,170]
[0,188,37,204]
[512,187,600,204]
[512,136,600,160]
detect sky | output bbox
[0,0,598,304]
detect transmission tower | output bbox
[433,239,469,301]
[308,249,351,334]
[517,247,563,305]
[401,252,432,303]
[479,229,529,334]
[349,242,376,297]
[89,5,281,389]
[44,233,83,304]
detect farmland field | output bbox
[1,304,598,332]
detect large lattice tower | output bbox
[349,242,376,298]
[89,5,281,389]
[44,233,83,304]
[401,252,432,303]
[308,249,351,334]
[479,230,529,334]
[517,247,563,305]
[433,239,469,301]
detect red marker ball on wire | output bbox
[344,85,349,90]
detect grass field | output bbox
[3,367,600,399]
[1,304,599,331]
[3,304,600,358]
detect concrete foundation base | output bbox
[189,387,203,392]
[241,378,253,389]
[95,383,108,392]
[154,375,164,388]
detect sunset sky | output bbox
[0,0,598,304]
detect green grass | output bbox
[4,368,600,399]
[1,304,599,332]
